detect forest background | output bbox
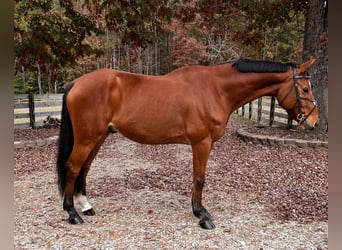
[14,0,328,131]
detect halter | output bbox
[279,67,317,126]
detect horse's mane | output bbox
[231,58,298,73]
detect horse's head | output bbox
[277,58,319,130]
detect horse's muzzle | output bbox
[300,119,319,130]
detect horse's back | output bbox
[67,67,228,145]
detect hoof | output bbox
[83,208,96,216]
[69,215,84,224]
[199,218,215,230]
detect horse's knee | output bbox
[194,178,205,189]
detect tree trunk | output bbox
[21,65,26,85]
[302,0,328,132]
[36,61,42,95]
[54,81,57,93]
[126,45,131,72]
[47,67,52,93]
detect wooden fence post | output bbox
[257,98,262,126]
[269,96,275,127]
[248,102,252,120]
[28,93,36,129]
[287,115,293,129]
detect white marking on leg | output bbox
[75,194,92,212]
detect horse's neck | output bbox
[219,67,290,112]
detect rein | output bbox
[279,67,317,126]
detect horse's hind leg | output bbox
[191,137,215,229]
[74,166,95,216]
[74,133,109,216]
[63,143,94,224]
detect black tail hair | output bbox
[57,82,75,196]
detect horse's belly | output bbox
[113,119,190,145]
[116,127,190,145]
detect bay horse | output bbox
[57,58,319,229]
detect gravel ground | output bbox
[14,114,328,249]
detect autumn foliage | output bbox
[15,0,311,93]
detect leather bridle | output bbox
[279,67,317,126]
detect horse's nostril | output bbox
[314,121,319,128]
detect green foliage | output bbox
[14,0,101,82]
[14,73,38,94]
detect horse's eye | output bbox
[303,87,309,93]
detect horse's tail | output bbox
[57,82,75,197]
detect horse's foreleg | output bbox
[191,138,215,230]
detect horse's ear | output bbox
[298,58,317,74]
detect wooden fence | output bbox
[14,94,63,129]
[235,96,295,128]
[14,94,294,129]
